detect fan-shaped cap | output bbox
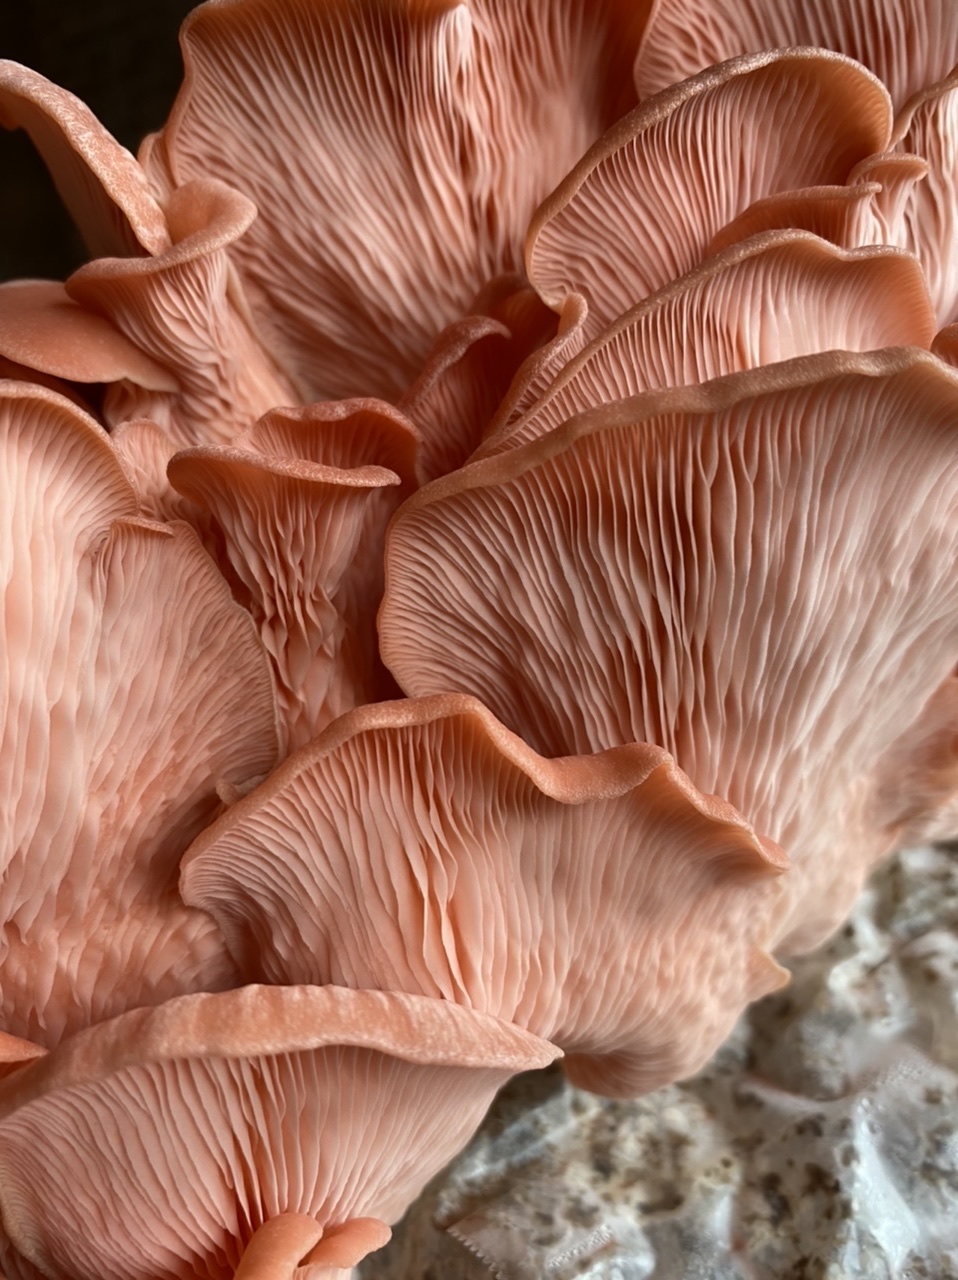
[888,71,958,327]
[0,281,176,391]
[397,314,515,482]
[0,985,559,1280]
[143,0,649,402]
[0,382,279,1047]
[181,694,786,1097]
[478,232,934,459]
[705,152,929,257]
[168,402,417,750]
[381,349,958,952]
[66,178,296,446]
[634,0,958,109]
[0,62,168,257]
[526,49,892,339]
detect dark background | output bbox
[1,2,195,280]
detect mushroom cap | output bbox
[634,0,958,109]
[0,381,279,1046]
[0,281,176,391]
[168,401,417,750]
[142,0,650,401]
[525,48,892,336]
[0,60,168,256]
[704,153,929,257]
[181,693,787,1097]
[67,178,296,446]
[0,985,559,1280]
[888,70,958,327]
[381,348,958,952]
[477,231,934,459]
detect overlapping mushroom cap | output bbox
[525,48,894,339]
[168,401,418,750]
[479,230,934,458]
[634,0,958,109]
[2,0,958,1275]
[0,381,279,1046]
[142,0,652,402]
[0,985,559,1280]
[381,349,958,954]
[180,694,787,1096]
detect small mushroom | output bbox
[168,401,418,749]
[67,178,297,445]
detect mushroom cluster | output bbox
[1,0,957,1275]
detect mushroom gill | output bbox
[168,401,417,750]
[634,0,958,109]
[525,49,893,340]
[477,231,934,459]
[66,178,298,446]
[381,348,958,954]
[0,381,279,1047]
[180,693,787,1096]
[141,0,651,401]
[0,985,559,1280]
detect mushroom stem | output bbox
[302,1218,392,1269]
[233,1215,324,1280]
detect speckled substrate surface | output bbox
[362,844,958,1280]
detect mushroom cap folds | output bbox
[704,152,930,258]
[478,232,934,460]
[168,401,417,750]
[143,0,651,402]
[888,70,958,328]
[66,179,297,446]
[381,348,958,953]
[181,694,787,1097]
[0,382,279,1046]
[634,0,958,109]
[525,49,893,339]
[0,985,559,1280]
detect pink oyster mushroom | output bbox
[180,693,788,1097]
[0,380,278,1047]
[0,986,558,1280]
[0,0,655,453]
[0,0,957,1272]
[381,348,958,955]
[167,400,419,750]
